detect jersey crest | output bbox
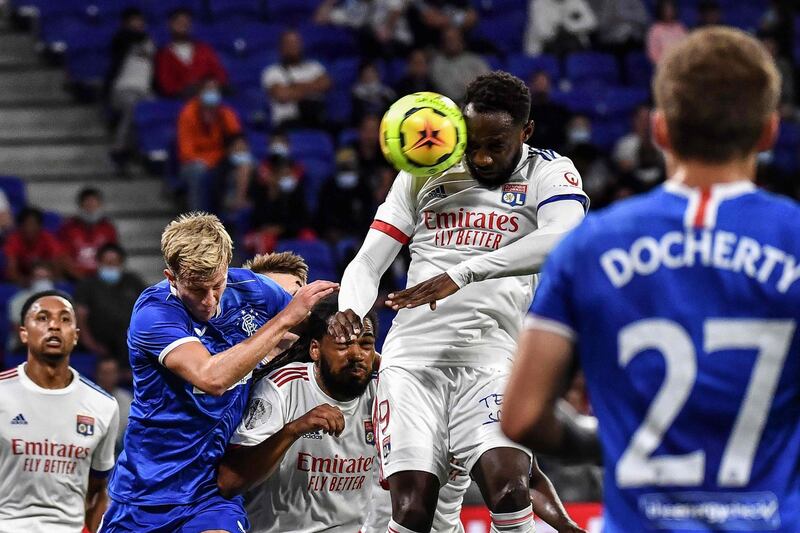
[76,414,95,436]
[501,183,527,206]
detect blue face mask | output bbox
[200,89,221,107]
[98,266,122,285]
[230,151,253,166]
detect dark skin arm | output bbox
[84,475,109,533]
[217,404,345,498]
[530,457,587,533]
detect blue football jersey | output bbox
[108,267,291,505]
[529,182,800,532]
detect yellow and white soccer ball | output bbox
[379,92,467,177]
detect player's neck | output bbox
[24,355,73,390]
[668,155,757,189]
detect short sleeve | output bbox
[306,60,326,78]
[254,273,292,315]
[371,171,416,245]
[91,402,119,476]
[532,153,590,213]
[526,221,587,340]
[230,379,286,446]
[128,298,200,365]
[262,65,285,89]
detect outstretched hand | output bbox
[385,273,459,311]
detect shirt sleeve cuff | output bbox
[523,314,576,341]
[89,467,112,479]
[445,264,472,289]
[158,337,202,365]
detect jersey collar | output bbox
[509,143,532,178]
[17,363,79,395]
[307,363,360,412]
[663,179,756,199]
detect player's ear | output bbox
[651,110,672,152]
[755,111,780,153]
[521,120,534,143]
[73,327,80,346]
[18,325,27,344]
[164,269,175,285]
[309,339,321,362]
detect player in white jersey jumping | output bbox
[330,71,589,533]
[218,293,380,532]
[0,290,119,533]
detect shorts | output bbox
[99,493,250,533]
[373,365,530,487]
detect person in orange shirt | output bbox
[177,78,250,213]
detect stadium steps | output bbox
[0,20,178,285]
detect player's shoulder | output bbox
[75,373,119,414]
[266,361,312,389]
[130,280,188,323]
[0,366,21,389]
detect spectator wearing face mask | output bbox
[74,243,145,366]
[177,78,243,213]
[155,8,228,98]
[612,105,665,194]
[6,262,56,354]
[59,188,119,279]
[315,148,376,242]
[225,135,255,212]
[563,115,616,208]
[351,61,395,126]
[244,135,312,255]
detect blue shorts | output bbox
[99,493,249,533]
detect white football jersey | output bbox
[375,145,587,367]
[0,364,119,533]
[231,362,379,533]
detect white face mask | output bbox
[335,171,359,189]
[278,175,298,192]
[31,279,54,293]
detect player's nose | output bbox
[472,149,493,168]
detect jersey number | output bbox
[615,318,795,488]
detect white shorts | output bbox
[373,365,530,487]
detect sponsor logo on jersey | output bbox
[425,185,448,201]
[239,309,259,337]
[501,183,527,207]
[194,326,207,337]
[364,420,375,446]
[564,172,579,186]
[10,413,27,425]
[76,415,94,437]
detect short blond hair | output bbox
[161,212,233,281]
[243,252,309,284]
[654,27,780,163]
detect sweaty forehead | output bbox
[463,105,516,139]
[29,297,74,316]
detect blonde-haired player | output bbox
[102,213,336,532]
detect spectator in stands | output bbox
[348,114,395,202]
[408,0,478,49]
[394,48,435,96]
[563,115,616,208]
[760,32,796,118]
[155,8,228,98]
[225,135,256,212]
[74,243,145,367]
[527,70,571,153]
[646,0,688,65]
[590,0,649,59]
[106,7,155,172]
[351,61,395,125]
[525,0,597,56]
[315,148,376,242]
[759,0,794,60]
[262,30,332,130]
[96,358,132,453]
[0,189,14,238]
[4,207,65,285]
[7,262,56,354]
[314,0,413,59]
[59,188,119,279]
[244,135,311,255]
[613,105,665,194]
[430,26,490,103]
[695,0,722,28]
[177,78,243,213]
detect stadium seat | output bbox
[42,210,63,233]
[475,0,528,15]
[268,0,319,26]
[506,53,560,83]
[274,239,337,282]
[375,306,397,352]
[228,87,269,131]
[325,89,353,126]
[625,51,653,89]
[141,0,205,21]
[287,130,335,162]
[298,24,359,62]
[300,158,335,212]
[245,130,269,162]
[207,22,284,57]
[327,57,361,89]
[207,0,265,24]
[566,52,619,87]
[0,176,27,215]
[591,117,629,151]
[472,12,525,55]
[134,99,183,160]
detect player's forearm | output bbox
[199,312,294,394]
[339,228,401,318]
[218,427,298,497]
[84,481,108,532]
[446,201,584,286]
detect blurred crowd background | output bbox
[0,0,796,502]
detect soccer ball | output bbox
[379,92,467,177]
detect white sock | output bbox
[489,505,535,532]
[387,518,424,533]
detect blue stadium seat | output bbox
[300,158,335,212]
[0,282,19,361]
[0,176,27,215]
[207,22,284,57]
[777,121,800,149]
[566,52,619,87]
[245,130,269,161]
[133,99,183,160]
[473,12,525,55]
[299,24,358,62]
[66,48,111,83]
[224,51,276,90]
[274,239,337,282]
[229,87,269,131]
[325,89,353,126]
[134,99,184,129]
[327,57,361,89]
[288,130,335,161]
[375,306,397,352]
[598,87,650,117]
[141,0,205,21]
[475,0,528,15]
[625,51,652,89]
[591,117,629,151]
[207,0,264,23]
[268,0,319,26]
[42,210,63,233]
[506,53,560,83]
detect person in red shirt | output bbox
[4,207,66,285]
[154,8,228,98]
[59,188,119,279]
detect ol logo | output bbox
[240,309,259,337]
[501,183,527,207]
[76,414,95,437]
[364,420,375,446]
